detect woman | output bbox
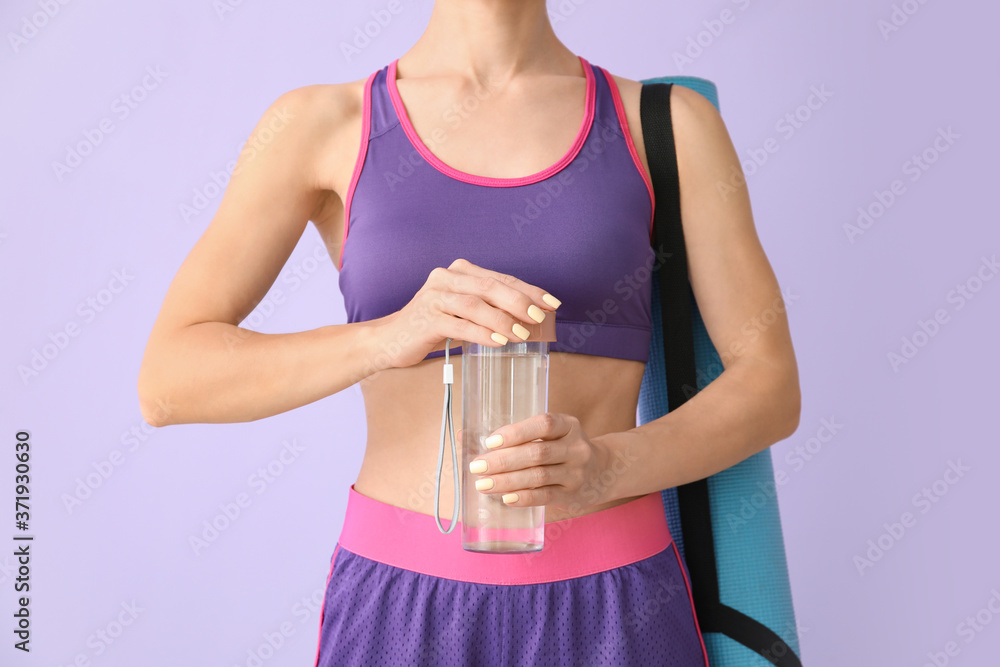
[138,1,800,665]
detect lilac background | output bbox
[2,0,998,665]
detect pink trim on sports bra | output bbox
[386,56,597,188]
[338,70,377,272]
[600,65,656,243]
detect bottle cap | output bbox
[522,310,556,342]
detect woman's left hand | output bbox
[460,412,619,514]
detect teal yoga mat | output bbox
[638,75,802,666]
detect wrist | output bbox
[349,316,395,382]
[591,429,644,505]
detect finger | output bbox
[431,286,535,345]
[473,462,570,497]
[471,438,567,479]
[496,485,557,508]
[483,413,570,451]
[427,305,507,351]
[432,268,544,328]
[446,257,562,315]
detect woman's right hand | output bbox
[372,258,562,370]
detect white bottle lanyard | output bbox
[434,337,460,533]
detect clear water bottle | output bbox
[460,315,555,553]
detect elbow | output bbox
[138,388,172,428]
[137,365,176,428]
[139,393,172,428]
[776,370,801,441]
[752,354,800,444]
[742,353,802,444]
[782,386,801,440]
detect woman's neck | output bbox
[402,0,577,86]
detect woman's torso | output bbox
[308,55,654,523]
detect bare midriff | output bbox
[352,351,649,523]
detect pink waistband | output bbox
[336,484,672,585]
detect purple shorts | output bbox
[313,484,709,667]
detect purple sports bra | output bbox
[338,56,656,363]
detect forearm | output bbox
[138,318,388,426]
[597,357,800,503]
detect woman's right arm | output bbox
[137,83,384,427]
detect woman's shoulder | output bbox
[600,68,719,122]
[600,67,729,167]
[594,66,733,202]
[241,76,373,200]
[269,76,370,131]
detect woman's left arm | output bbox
[592,83,803,501]
[467,84,801,512]
[594,85,800,501]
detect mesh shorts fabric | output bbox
[313,485,709,667]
